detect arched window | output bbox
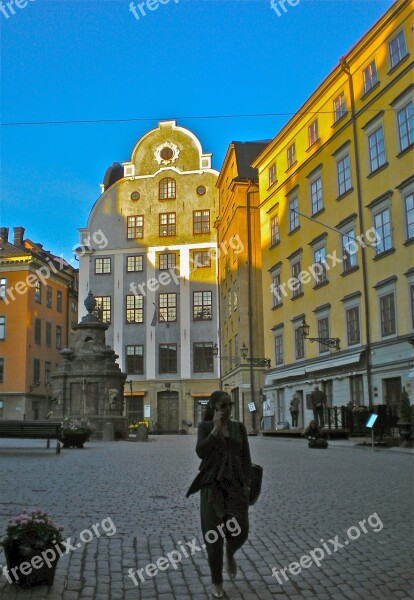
[159,178,176,200]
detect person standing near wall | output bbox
[289,393,300,428]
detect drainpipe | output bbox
[246,184,256,431]
[340,58,373,409]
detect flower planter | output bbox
[59,433,90,448]
[3,540,60,587]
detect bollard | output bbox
[137,424,148,442]
[103,422,114,441]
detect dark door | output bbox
[158,392,179,433]
[384,377,401,408]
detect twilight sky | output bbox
[0,0,395,263]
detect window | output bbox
[193,210,210,234]
[411,285,414,329]
[56,326,62,350]
[94,296,111,323]
[95,257,111,274]
[0,278,6,299]
[159,253,176,270]
[193,291,212,320]
[397,101,414,152]
[71,301,77,313]
[313,246,327,285]
[380,293,396,337]
[405,192,414,240]
[33,359,40,384]
[317,317,329,353]
[192,250,211,268]
[0,358,3,383]
[363,60,378,94]
[46,285,52,308]
[346,306,360,345]
[368,126,386,172]
[45,362,51,384]
[308,120,318,146]
[342,228,358,271]
[159,178,176,200]
[287,143,296,168]
[0,316,5,340]
[126,345,144,374]
[269,163,276,186]
[310,176,323,214]
[159,293,177,322]
[350,375,364,405]
[127,255,144,272]
[291,260,302,297]
[389,30,407,69]
[193,342,214,372]
[294,327,304,359]
[233,282,238,311]
[46,322,52,347]
[57,291,63,312]
[270,214,280,246]
[274,333,284,365]
[289,196,299,231]
[234,333,239,365]
[127,215,144,239]
[35,280,41,303]
[337,154,352,196]
[271,271,283,308]
[333,92,346,122]
[374,208,392,255]
[126,294,144,323]
[228,293,232,318]
[222,294,227,323]
[159,213,176,237]
[34,318,41,345]
[159,343,177,373]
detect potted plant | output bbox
[59,417,94,448]
[351,404,369,432]
[398,387,413,448]
[1,510,64,587]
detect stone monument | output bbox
[50,292,128,439]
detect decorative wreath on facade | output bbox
[154,141,180,165]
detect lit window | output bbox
[35,280,42,303]
[159,253,176,270]
[193,292,212,320]
[159,293,177,322]
[127,255,143,272]
[192,250,211,268]
[159,178,176,200]
[95,258,111,274]
[127,215,144,239]
[193,210,210,234]
[159,213,176,237]
[126,294,144,323]
[94,296,111,323]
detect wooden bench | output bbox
[0,421,62,454]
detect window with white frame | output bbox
[95,257,111,274]
[373,207,392,255]
[94,296,111,323]
[362,60,378,95]
[345,305,361,346]
[308,120,318,146]
[159,212,176,237]
[127,215,144,239]
[404,191,414,241]
[294,325,304,360]
[274,331,284,365]
[337,153,352,196]
[271,267,283,308]
[159,253,176,270]
[397,101,414,152]
[126,345,144,374]
[342,227,358,271]
[291,260,302,298]
[269,163,277,187]
[159,293,177,322]
[313,245,327,285]
[389,29,407,69]
[127,255,144,272]
[126,294,144,323]
[270,213,280,246]
[193,291,212,320]
[379,292,396,337]
[310,176,323,214]
[233,282,238,311]
[368,125,386,173]
[287,143,296,168]
[410,284,414,329]
[289,196,299,231]
[350,375,364,405]
[0,278,6,300]
[333,92,346,122]
[0,316,5,340]
[317,317,330,354]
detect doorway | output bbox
[157,392,179,433]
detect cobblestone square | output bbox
[0,436,413,599]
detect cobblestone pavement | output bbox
[0,436,413,600]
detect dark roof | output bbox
[103,162,124,191]
[232,141,271,180]
[0,242,30,259]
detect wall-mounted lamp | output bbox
[299,318,340,351]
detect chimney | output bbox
[13,226,25,246]
[0,227,9,244]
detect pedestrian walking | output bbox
[289,393,300,428]
[186,390,252,599]
[310,384,327,428]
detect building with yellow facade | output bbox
[0,226,78,420]
[253,0,413,428]
[77,121,220,432]
[216,141,269,431]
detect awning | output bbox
[124,391,146,396]
[192,393,210,397]
[308,351,363,373]
[268,351,364,385]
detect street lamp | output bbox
[299,318,341,351]
[240,343,271,369]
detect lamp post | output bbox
[299,318,341,351]
[240,343,271,369]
